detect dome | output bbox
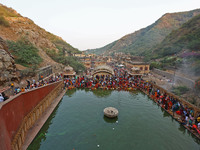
[64,65,73,71]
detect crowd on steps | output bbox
[63,66,200,139]
[0,74,62,102]
[0,65,200,139]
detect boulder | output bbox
[0,37,18,86]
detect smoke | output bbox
[174,57,200,97]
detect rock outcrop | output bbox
[0,4,80,78]
[0,37,18,86]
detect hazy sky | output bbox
[1,0,200,50]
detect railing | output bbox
[11,81,63,150]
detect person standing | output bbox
[26,80,30,89]
[11,82,14,95]
[32,78,36,84]
[0,93,4,102]
[16,87,21,94]
[2,92,9,101]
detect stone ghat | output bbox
[139,82,200,140]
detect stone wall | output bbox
[37,65,53,80]
[0,81,63,150]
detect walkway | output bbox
[22,89,66,150]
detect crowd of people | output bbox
[63,66,200,138]
[0,74,62,102]
[64,68,140,90]
[0,65,200,138]
[138,80,200,137]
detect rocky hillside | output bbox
[0,37,18,85]
[85,9,200,56]
[0,4,80,72]
[151,14,200,57]
[149,14,200,77]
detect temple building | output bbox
[63,65,76,78]
[127,62,150,77]
[92,65,114,77]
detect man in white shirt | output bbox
[0,93,4,102]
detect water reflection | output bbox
[178,124,200,144]
[103,116,118,123]
[129,90,139,96]
[158,104,200,144]
[28,90,200,150]
[27,100,62,150]
[178,124,186,135]
[65,89,76,97]
[163,111,170,118]
[92,89,112,98]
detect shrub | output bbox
[7,38,42,67]
[0,5,20,17]
[0,16,10,27]
[195,78,200,90]
[172,86,189,96]
[45,48,85,73]
[150,61,162,69]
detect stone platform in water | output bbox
[104,107,118,118]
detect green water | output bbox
[28,89,200,150]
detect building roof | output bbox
[64,65,73,71]
[131,67,140,71]
[129,61,150,65]
[93,65,114,75]
[128,72,143,76]
[63,70,76,76]
[94,65,113,71]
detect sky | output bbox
[1,0,200,50]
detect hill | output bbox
[85,9,200,56]
[151,14,200,57]
[149,14,200,76]
[0,4,81,73]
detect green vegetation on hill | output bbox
[45,48,85,73]
[172,86,189,96]
[151,14,200,58]
[46,32,81,55]
[148,14,200,75]
[0,3,83,74]
[149,56,183,70]
[7,38,42,68]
